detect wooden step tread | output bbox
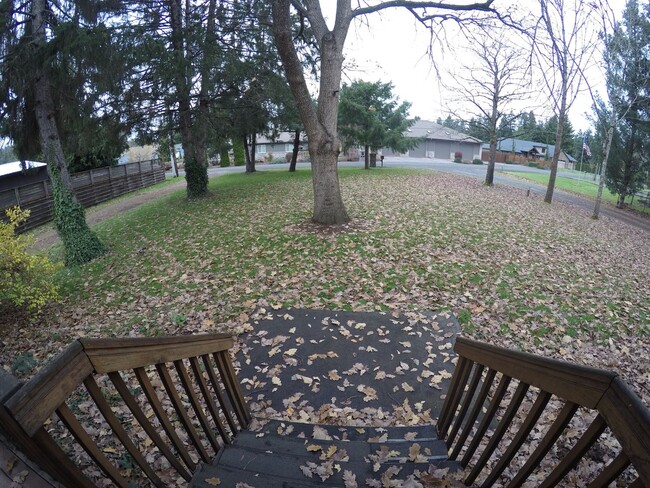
[235,430,448,461]
[190,429,459,487]
[255,419,439,443]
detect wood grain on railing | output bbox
[440,337,650,487]
[1,333,249,487]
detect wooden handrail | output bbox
[80,333,233,372]
[454,337,616,408]
[439,337,650,487]
[1,333,250,487]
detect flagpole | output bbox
[578,136,585,176]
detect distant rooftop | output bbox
[0,161,46,177]
[406,120,482,143]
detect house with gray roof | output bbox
[382,120,483,161]
[254,131,309,162]
[482,138,577,169]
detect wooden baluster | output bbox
[201,354,238,433]
[83,376,166,487]
[108,371,192,481]
[450,368,497,460]
[586,453,630,488]
[437,356,473,438]
[56,403,131,488]
[173,359,221,453]
[31,428,96,487]
[189,356,231,443]
[539,414,607,488]
[506,401,579,488]
[0,402,94,488]
[447,364,485,449]
[156,363,211,462]
[134,367,196,471]
[481,390,551,487]
[465,382,530,485]
[213,351,251,427]
[461,374,512,467]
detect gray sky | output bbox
[334,1,627,132]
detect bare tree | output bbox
[535,0,598,204]
[446,28,530,186]
[271,0,500,225]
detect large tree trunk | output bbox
[169,0,207,198]
[245,134,256,173]
[364,144,370,170]
[272,0,351,225]
[289,129,300,172]
[311,150,349,224]
[31,0,105,265]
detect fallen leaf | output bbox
[343,470,358,488]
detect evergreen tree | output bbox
[516,112,538,140]
[1,0,111,265]
[338,81,417,169]
[603,0,650,207]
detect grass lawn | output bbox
[3,168,649,409]
[504,170,650,214]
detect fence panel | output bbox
[1,160,165,232]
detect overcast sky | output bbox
[331,0,628,133]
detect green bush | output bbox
[527,161,538,168]
[219,147,230,167]
[0,207,62,313]
[233,140,245,166]
[472,159,483,165]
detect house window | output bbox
[285,144,294,153]
[258,145,267,154]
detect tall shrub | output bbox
[233,139,245,166]
[219,147,230,167]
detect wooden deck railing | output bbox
[0,334,250,487]
[438,337,650,487]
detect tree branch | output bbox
[352,0,496,18]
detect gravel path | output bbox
[29,178,187,251]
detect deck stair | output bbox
[192,420,456,487]
[0,309,648,487]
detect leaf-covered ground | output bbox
[2,168,649,407]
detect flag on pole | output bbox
[583,141,591,157]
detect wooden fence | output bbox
[0,160,165,232]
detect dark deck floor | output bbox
[234,309,461,426]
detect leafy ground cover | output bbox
[505,170,650,214]
[2,168,649,404]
